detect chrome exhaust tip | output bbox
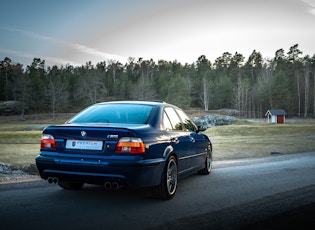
[53,177,59,184]
[47,177,53,184]
[112,182,122,190]
[104,182,112,189]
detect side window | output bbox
[175,108,197,132]
[163,111,173,131]
[164,107,183,131]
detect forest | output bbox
[0,44,315,118]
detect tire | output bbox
[152,155,178,200]
[198,148,212,175]
[58,181,84,190]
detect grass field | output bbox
[205,123,315,160]
[0,118,56,166]
[0,117,315,166]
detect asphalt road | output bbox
[1,152,315,230]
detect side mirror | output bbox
[197,125,207,133]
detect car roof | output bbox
[96,100,169,106]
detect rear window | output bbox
[68,104,154,124]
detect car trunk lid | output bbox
[42,124,140,155]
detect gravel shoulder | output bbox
[0,162,40,184]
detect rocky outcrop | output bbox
[0,162,39,183]
[0,101,23,115]
[192,115,237,127]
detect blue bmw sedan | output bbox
[36,101,212,199]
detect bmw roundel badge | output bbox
[81,131,87,138]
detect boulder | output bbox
[192,115,237,127]
[0,101,23,115]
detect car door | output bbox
[163,107,192,173]
[175,108,207,168]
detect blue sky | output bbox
[1,0,315,67]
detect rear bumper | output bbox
[36,154,165,188]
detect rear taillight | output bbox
[41,134,56,150]
[115,137,145,154]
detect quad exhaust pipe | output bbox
[47,177,59,184]
[47,177,123,190]
[104,181,123,190]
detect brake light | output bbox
[41,134,56,150]
[115,137,145,154]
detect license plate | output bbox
[66,140,103,150]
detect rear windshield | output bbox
[67,104,154,124]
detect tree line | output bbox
[1,44,314,118]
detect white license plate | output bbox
[66,140,103,150]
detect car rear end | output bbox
[36,102,167,188]
[36,124,165,188]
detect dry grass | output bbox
[0,123,46,166]
[0,131,41,143]
[0,117,315,166]
[0,144,39,165]
[205,123,315,160]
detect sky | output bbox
[1,0,315,67]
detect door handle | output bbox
[190,137,195,143]
[171,137,179,143]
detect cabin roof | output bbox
[265,109,287,116]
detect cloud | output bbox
[302,0,315,15]
[71,43,127,62]
[0,26,127,65]
[0,48,80,66]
